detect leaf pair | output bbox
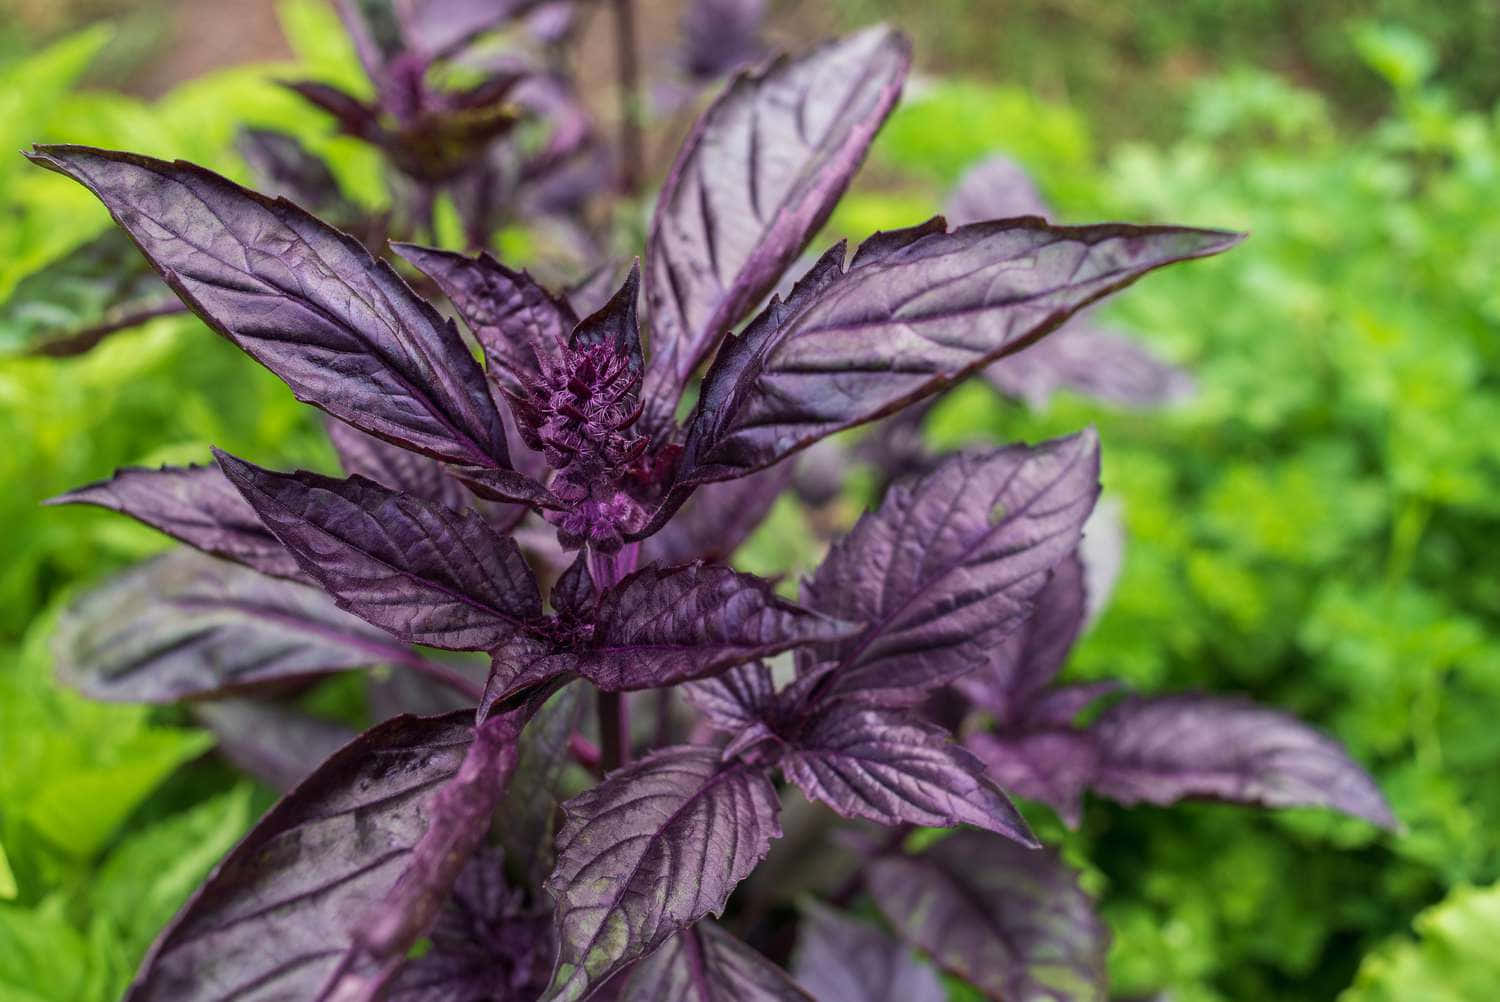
[956,552,1399,830]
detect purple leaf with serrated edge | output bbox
[640,26,912,434]
[327,419,471,512]
[954,553,1087,724]
[387,848,553,1002]
[638,460,794,566]
[780,702,1034,844]
[1087,694,1398,828]
[48,464,303,581]
[120,710,478,1001]
[51,549,407,703]
[678,0,768,81]
[543,745,782,1002]
[318,704,536,1001]
[192,698,356,792]
[867,831,1109,1002]
[965,729,1100,829]
[619,920,811,1002]
[574,563,860,691]
[671,219,1238,493]
[25,147,540,493]
[791,902,945,1002]
[945,155,1194,411]
[684,661,777,735]
[216,452,542,651]
[801,432,1100,705]
[393,243,576,398]
[551,552,594,619]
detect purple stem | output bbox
[610,0,644,196]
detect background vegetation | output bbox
[2,2,1498,1000]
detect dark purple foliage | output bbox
[30,20,1386,1002]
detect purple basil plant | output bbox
[33,24,1392,1002]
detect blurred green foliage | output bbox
[823,22,1500,1002]
[1341,881,1500,1002]
[0,8,391,998]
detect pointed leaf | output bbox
[121,711,477,1001]
[867,832,1109,1002]
[684,661,777,736]
[620,921,811,1002]
[394,243,576,397]
[1087,694,1398,828]
[965,729,1099,829]
[327,419,471,512]
[552,552,595,619]
[0,226,174,356]
[677,221,1240,485]
[791,902,945,1002]
[544,745,782,1001]
[216,452,542,651]
[387,848,554,1001]
[802,432,1100,705]
[574,563,860,691]
[639,460,794,566]
[641,25,912,425]
[26,146,520,475]
[953,554,1087,723]
[781,702,1034,843]
[52,550,407,702]
[49,464,303,580]
[192,699,357,792]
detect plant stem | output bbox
[598,691,630,773]
[610,0,644,196]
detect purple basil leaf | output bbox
[638,460,794,566]
[551,552,595,618]
[640,26,912,432]
[674,220,1240,490]
[1087,694,1398,828]
[982,323,1195,411]
[278,80,384,140]
[802,432,1101,705]
[574,563,860,692]
[387,848,554,1002]
[51,549,405,703]
[404,0,542,58]
[943,154,1051,226]
[953,553,1087,724]
[867,831,1109,1002]
[216,452,542,651]
[965,729,1100,829]
[326,418,472,513]
[48,464,303,581]
[121,710,478,1001]
[780,702,1035,844]
[678,0,768,81]
[569,262,626,319]
[944,156,1194,411]
[790,902,945,1002]
[320,706,534,1001]
[1,226,177,357]
[543,745,782,1001]
[683,660,777,736]
[192,698,357,792]
[620,920,811,1002]
[393,242,577,398]
[26,147,531,484]
[1023,681,1122,729]
[234,127,355,221]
